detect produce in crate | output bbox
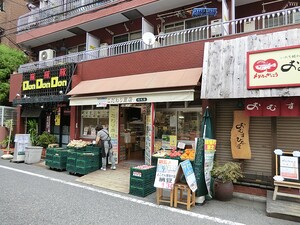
[180,149,196,161]
[67,140,91,148]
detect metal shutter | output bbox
[215,100,273,186]
[276,117,300,151]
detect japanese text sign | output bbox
[247,45,300,89]
[154,158,179,189]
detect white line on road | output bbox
[0,165,244,225]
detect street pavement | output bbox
[0,152,298,225]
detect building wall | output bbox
[76,41,204,82]
[0,0,29,48]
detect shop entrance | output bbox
[121,105,146,162]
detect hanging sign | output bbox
[192,8,217,17]
[231,111,251,159]
[245,98,300,117]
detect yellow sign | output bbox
[247,45,300,89]
[22,77,67,91]
[55,114,60,126]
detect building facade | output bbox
[0,0,29,48]
[9,0,300,188]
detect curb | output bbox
[233,192,266,203]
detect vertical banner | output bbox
[145,103,154,165]
[204,139,216,198]
[231,111,251,159]
[194,138,208,197]
[109,105,119,164]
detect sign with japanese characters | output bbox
[245,97,300,117]
[175,160,197,192]
[154,158,179,189]
[247,45,300,89]
[280,155,299,180]
[231,111,251,159]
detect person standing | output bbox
[95,124,116,171]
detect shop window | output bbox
[155,111,177,139]
[177,111,201,141]
[81,106,109,138]
[155,109,201,146]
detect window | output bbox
[113,31,142,54]
[81,106,109,138]
[155,109,201,147]
[164,17,208,45]
[0,0,4,11]
[67,44,86,61]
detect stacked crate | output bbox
[45,147,55,168]
[66,146,101,175]
[129,165,156,197]
[45,147,69,171]
[51,148,69,170]
[66,148,77,174]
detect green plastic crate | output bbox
[129,186,156,197]
[67,157,76,165]
[76,159,99,168]
[45,153,53,160]
[130,177,155,188]
[45,159,53,167]
[66,164,76,174]
[85,146,101,154]
[46,148,55,155]
[51,161,67,170]
[75,166,98,175]
[130,166,156,179]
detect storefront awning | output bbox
[69,90,196,106]
[67,67,201,105]
[21,107,42,118]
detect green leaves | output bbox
[211,161,244,183]
[0,44,28,105]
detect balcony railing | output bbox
[18,6,300,73]
[17,0,119,32]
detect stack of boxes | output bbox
[45,147,68,170]
[46,146,101,175]
[129,165,156,197]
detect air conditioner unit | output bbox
[210,19,222,37]
[39,49,56,61]
[244,20,255,32]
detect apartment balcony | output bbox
[17,5,300,74]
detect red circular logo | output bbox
[253,59,278,72]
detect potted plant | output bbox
[211,161,244,201]
[36,131,58,158]
[27,119,38,146]
[1,119,14,160]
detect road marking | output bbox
[0,165,244,225]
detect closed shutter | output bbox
[277,117,300,150]
[216,100,273,186]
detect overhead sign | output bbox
[247,45,300,89]
[192,8,217,17]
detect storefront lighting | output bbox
[178,115,185,119]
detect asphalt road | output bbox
[0,156,297,225]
